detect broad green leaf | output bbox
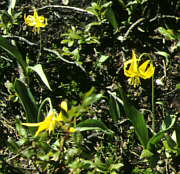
[119,86,149,148]
[0,36,27,74]
[28,64,52,91]
[174,124,180,147]
[14,79,38,122]
[140,149,154,159]
[22,149,35,159]
[109,94,121,122]
[7,137,19,153]
[77,119,114,135]
[99,55,109,63]
[117,0,125,8]
[8,0,16,15]
[110,163,124,170]
[175,83,180,90]
[155,51,170,59]
[82,87,102,107]
[157,27,176,40]
[105,7,119,31]
[15,121,27,137]
[147,115,176,151]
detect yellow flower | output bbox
[57,101,68,122]
[24,8,47,33]
[22,101,76,136]
[124,50,155,87]
[57,101,76,133]
[22,110,56,136]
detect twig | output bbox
[43,47,76,64]
[150,15,179,22]
[37,5,94,15]
[2,35,86,72]
[122,18,145,41]
[43,47,86,72]
[2,35,37,46]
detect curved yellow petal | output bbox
[22,110,57,136]
[124,50,139,77]
[57,101,68,122]
[33,9,38,18]
[61,101,68,112]
[35,124,47,136]
[139,60,155,79]
[22,122,41,127]
[68,127,76,133]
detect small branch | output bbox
[150,15,179,23]
[123,18,145,41]
[2,35,86,72]
[2,35,37,46]
[37,5,94,15]
[43,47,76,64]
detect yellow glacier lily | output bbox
[57,101,76,133]
[24,8,47,33]
[124,50,155,87]
[57,101,68,122]
[22,110,56,136]
[22,101,76,136]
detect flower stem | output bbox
[37,32,42,63]
[151,75,155,132]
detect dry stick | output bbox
[37,5,94,15]
[149,15,179,22]
[2,35,86,73]
[123,18,145,41]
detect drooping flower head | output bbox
[57,101,76,133]
[22,101,76,136]
[24,8,47,34]
[124,50,155,87]
[22,110,56,136]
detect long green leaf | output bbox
[119,86,149,148]
[105,7,119,31]
[77,119,114,135]
[0,36,27,73]
[28,64,52,91]
[147,115,176,151]
[14,79,38,122]
[109,94,121,122]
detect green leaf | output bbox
[14,79,38,122]
[97,55,109,67]
[16,120,27,137]
[77,119,114,135]
[157,27,176,40]
[110,163,124,170]
[109,94,121,122]
[174,124,180,147]
[82,87,102,107]
[105,7,119,31]
[8,0,16,15]
[155,51,170,59]
[140,149,154,159]
[28,64,52,91]
[147,115,176,151]
[22,149,35,159]
[119,86,149,148]
[7,137,19,153]
[0,36,27,74]
[175,83,180,89]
